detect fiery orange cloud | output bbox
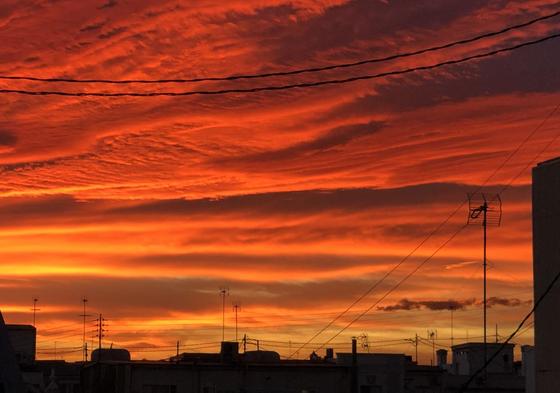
[0,0,557,362]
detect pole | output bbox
[351,338,358,393]
[219,288,227,342]
[243,334,247,353]
[97,313,103,361]
[451,309,454,347]
[428,330,436,365]
[432,335,435,366]
[415,334,418,364]
[483,201,488,379]
[233,304,240,342]
[176,340,180,357]
[495,324,498,343]
[32,298,39,327]
[80,297,90,362]
[83,299,86,360]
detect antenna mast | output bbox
[219,288,229,342]
[31,298,40,327]
[468,192,502,379]
[233,303,241,342]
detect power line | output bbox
[317,108,560,351]
[513,320,534,339]
[488,105,560,194]
[315,223,468,352]
[1,33,559,97]
[496,107,560,194]
[24,92,560,367]
[1,10,558,85]
[459,266,560,392]
[294,103,560,356]
[288,204,467,358]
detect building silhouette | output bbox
[532,158,560,393]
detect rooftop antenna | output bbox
[358,333,370,353]
[233,303,241,342]
[219,287,229,342]
[31,298,40,327]
[427,330,437,366]
[467,192,501,380]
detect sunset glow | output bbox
[2,0,559,364]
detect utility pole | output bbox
[495,324,499,343]
[176,340,180,357]
[243,334,247,353]
[31,298,40,327]
[95,314,106,361]
[79,297,91,362]
[233,304,241,342]
[433,336,436,366]
[415,334,419,364]
[219,288,228,342]
[468,193,501,381]
[98,314,103,351]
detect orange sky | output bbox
[1,0,559,363]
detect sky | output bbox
[1,0,559,363]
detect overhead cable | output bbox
[0,33,559,97]
[1,10,558,84]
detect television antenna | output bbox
[467,192,502,379]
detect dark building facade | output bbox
[532,158,560,393]
[82,360,351,393]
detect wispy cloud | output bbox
[0,0,554,359]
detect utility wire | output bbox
[1,33,559,97]
[496,106,560,195]
[289,103,559,358]
[314,224,468,352]
[459,267,560,392]
[299,103,560,356]
[287,204,467,359]
[1,10,558,84]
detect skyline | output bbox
[1,0,560,363]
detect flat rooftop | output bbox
[6,324,36,331]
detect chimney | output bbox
[325,348,334,360]
[351,338,358,393]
